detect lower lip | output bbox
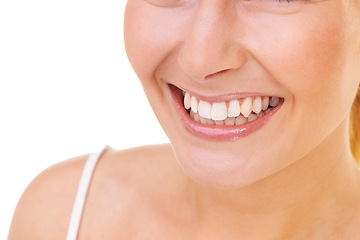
[169,85,283,141]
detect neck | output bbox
[190,119,360,238]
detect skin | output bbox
[124,0,360,187]
[8,0,360,239]
[124,0,360,238]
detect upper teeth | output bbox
[183,92,280,121]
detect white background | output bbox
[0,1,169,238]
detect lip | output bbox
[169,84,284,141]
[176,86,273,103]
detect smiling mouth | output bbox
[169,84,283,140]
[182,90,282,126]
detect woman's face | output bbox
[124,0,360,187]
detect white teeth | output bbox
[198,100,212,119]
[270,97,280,107]
[184,93,191,110]
[215,120,224,125]
[248,113,258,122]
[206,118,215,125]
[252,96,262,114]
[228,100,241,118]
[199,116,207,124]
[194,112,200,122]
[257,111,265,117]
[184,91,280,126]
[235,115,248,125]
[191,96,198,113]
[211,102,228,121]
[224,117,236,126]
[262,96,269,111]
[240,97,252,118]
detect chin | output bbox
[169,137,283,189]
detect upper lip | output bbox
[172,84,282,103]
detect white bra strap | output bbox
[66,147,107,240]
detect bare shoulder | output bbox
[8,151,90,239]
[8,144,180,240]
[77,143,185,238]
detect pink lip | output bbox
[177,86,273,103]
[169,84,283,141]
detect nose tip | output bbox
[178,42,247,81]
[178,38,247,80]
[177,6,246,82]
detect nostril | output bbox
[205,69,229,79]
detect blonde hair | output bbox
[350,86,360,164]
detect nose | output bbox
[178,2,246,82]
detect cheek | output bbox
[250,8,350,130]
[124,2,191,136]
[253,15,344,95]
[238,5,355,165]
[124,2,186,82]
